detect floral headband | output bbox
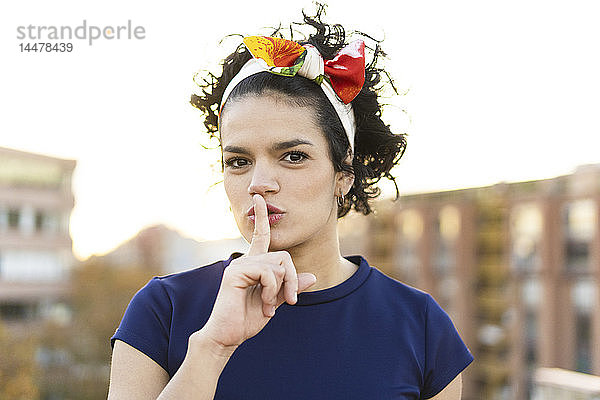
[219,36,366,154]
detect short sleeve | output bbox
[111,277,172,372]
[421,294,473,399]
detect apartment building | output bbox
[343,164,600,400]
[0,147,76,325]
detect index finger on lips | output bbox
[248,194,270,256]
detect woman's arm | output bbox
[429,373,462,400]
[155,331,236,399]
[108,340,169,399]
[108,194,316,399]
[108,332,234,400]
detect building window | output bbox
[433,206,460,276]
[0,302,36,321]
[396,209,423,284]
[522,278,541,310]
[563,200,596,272]
[522,278,541,366]
[35,210,44,231]
[510,203,542,274]
[525,310,538,364]
[33,211,59,234]
[575,313,591,374]
[514,276,542,400]
[7,208,20,229]
[572,278,595,373]
[433,206,460,312]
[0,250,64,282]
[0,207,7,231]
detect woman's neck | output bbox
[285,224,358,291]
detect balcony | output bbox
[533,368,600,399]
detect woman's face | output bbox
[220,94,345,251]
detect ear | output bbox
[335,153,355,197]
[336,172,354,197]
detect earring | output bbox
[337,192,345,207]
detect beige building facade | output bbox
[0,147,76,325]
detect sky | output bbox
[2,0,599,260]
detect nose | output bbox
[248,162,280,196]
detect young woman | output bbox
[108,7,473,399]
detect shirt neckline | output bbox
[223,254,372,306]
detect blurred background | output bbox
[2,0,600,398]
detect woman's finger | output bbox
[274,272,316,308]
[247,194,270,256]
[273,251,299,305]
[259,267,280,317]
[297,273,317,293]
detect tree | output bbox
[0,319,39,400]
[38,258,160,399]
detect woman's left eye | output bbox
[283,151,309,163]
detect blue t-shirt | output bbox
[111,254,473,399]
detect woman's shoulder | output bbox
[365,262,432,305]
[363,261,466,348]
[148,253,242,297]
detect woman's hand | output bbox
[197,194,317,353]
[111,195,317,399]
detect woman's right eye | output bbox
[224,157,250,169]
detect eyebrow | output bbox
[222,138,314,154]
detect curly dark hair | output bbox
[190,3,406,218]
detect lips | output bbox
[247,203,285,225]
